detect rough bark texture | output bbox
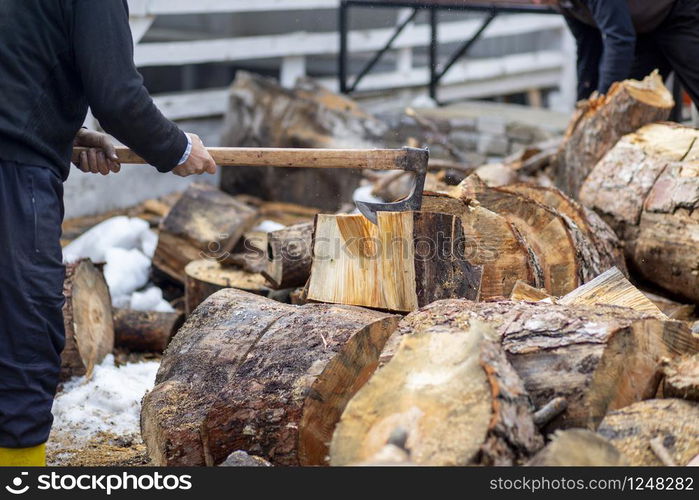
[662,355,699,401]
[219,72,386,211]
[579,123,699,303]
[330,321,543,466]
[597,399,699,466]
[384,299,699,431]
[140,288,400,466]
[184,258,270,315]
[262,222,314,289]
[61,259,114,380]
[527,429,628,466]
[113,309,185,353]
[307,211,482,312]
[557,71,673,198]
[152,183,258,283]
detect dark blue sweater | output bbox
[0,0,188,180]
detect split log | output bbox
[661,355,699,401]
[558,267,666,319]
[388,299,699,431]
[642,291,695,321]
[307,211,482,312]
[152,183,258,283]
[220,72,385,211]
[597,399,699,466]
[579,123,699,303]
[421,193,539,299]
[527,429,628,466]
[557,71,674,198]
[141,288,400,466]
[509,280,551,302]
[330,320,543,466]
[184,259,270,314]
[113,309,185,353]
[61,259,114,380]
[261,222,313,289]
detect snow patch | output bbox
[50,355,160,445]
[252,220,286,233]
[130,287,175,313]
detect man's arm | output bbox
[71,0,193,172]
[585,0,636,94]
[564,14,603,100]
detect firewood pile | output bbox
[59,70,699,467]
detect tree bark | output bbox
[661,356,699,401]
[61,259,114,380]
[329,320,543,466]
[140,288,400,466]
[597,399,699,466]
[579,123,699,303]
[307,211,482,312]
[184,259,270,314]
[262,222,314,289]
[388,299,699,431]
[113,308,185,353]
[557,71,674,198]
[152,183,258,283]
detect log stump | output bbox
[61,259,114,380]
[113,309,185,353]
[262,222,313,289]
[140,289,400,466]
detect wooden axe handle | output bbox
[72,146,427,172]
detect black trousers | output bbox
[0,161,65,448]
[568,0,699,106]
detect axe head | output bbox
[356,147,429,225]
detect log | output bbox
[558,267,666,319]
[579,123,699,303]
[421,193,539,299]
[307,211,482,312]
[661,355,699,401]
[557,71,674,198]
[61,259,114,380]
[261,222,314,289]
[113,308,185,353]
[642,291,695,321]
[152,183,258,283]
[597,399,699,466]
[219,72,384,211]
[388,299,699,431]
[141,288,400,466]
[330,320,543,466]
[184,259,270,314]
[509,280,551,302]
[527,429,628,466]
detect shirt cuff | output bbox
[177,134,193,166]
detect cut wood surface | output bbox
[330,320,543,466]
[61,259,114,381]
[184,259,270,314]
[421,193,538,299]
[579,123,699,303]
[662,355,699,401]
[597,399,699,466]
[141,289,400,466]
[113,309,185,353]
[557,71,674,198]
[152,183,258,283]
[642,291,696,320]
[307,211,482,312]
[558,267,666,319]
[382,299,699,431]
[509,280,551,302]
[527,429,627,466]
[262,222,314,289]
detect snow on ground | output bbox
[252,220,286,233]
[50,355,160,447]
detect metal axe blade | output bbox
[356,147,428,224]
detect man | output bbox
[536,0,699,105]
[0,1,217,465]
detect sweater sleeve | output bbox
[71,0,187,172]
[586,0,636,95]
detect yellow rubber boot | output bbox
[0,444,46,466]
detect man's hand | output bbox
[73,129,121,175]
[171,134,217,177]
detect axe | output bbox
[72,146,428,224]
